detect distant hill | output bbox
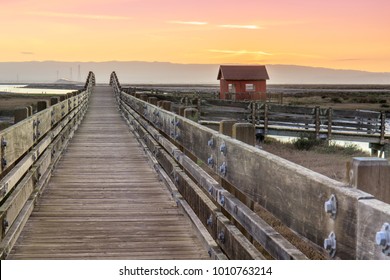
[0,61,389,84]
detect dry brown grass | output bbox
[261,137,369,182]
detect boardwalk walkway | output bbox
[7,86,208,259]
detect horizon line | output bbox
[0,60,389,74]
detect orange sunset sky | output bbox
[1,0,390,72]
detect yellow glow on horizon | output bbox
[0,0,389,73]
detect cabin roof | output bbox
[217,65,269,81]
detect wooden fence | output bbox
[124,87,388,144]
[113,73,390,260]
[0,72,95,258]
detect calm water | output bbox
[0,84,74,95]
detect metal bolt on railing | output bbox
[375,223,390,256]
[218,231,225,244]
[219,162,227,176]
[1,158,7,168]
[324,232,337,257]
[207,156,214,167]
[324,194,337,219]
[219,194,225,206]
[206,215,213,226]
[1,138,7,149]
[207,138,214,148]
[220,142,227,155]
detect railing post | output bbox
[147,97,158,106]
[327,107,333,140]
[380,112,386,144]
[264,103,269,135]
[183,108,199,122]
[251,102,256,125]
[232,123,256,146]
[315,106,320,139]
[219,120,236,137]
[26,106,33,117]
[349,157,390,204]
[161,101,172,111]
[14,107,29,124]
[37,101,48,112]
[50,97,59,106]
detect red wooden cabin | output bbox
[217,65,269,101]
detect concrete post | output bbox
[184,108,199,122]
[350,157,390,204]
[232,123,256,146]
[219,120,236,137]
[37,101,48,112]
[14,107,29,123]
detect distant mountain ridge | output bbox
[0,61,389,84]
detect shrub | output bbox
[292,135,321,150]
[330,97,343,103]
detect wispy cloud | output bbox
[21,51,34,55]
[24,12,132,21]
[218,24,260,30]
[168,20,208,25]
[209,49,272,56]
[275,52,324,59]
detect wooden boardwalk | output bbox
[7,86,208,259]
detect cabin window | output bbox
[245,83,255,92]
[228,83,235,93]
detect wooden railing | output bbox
[0,72,95,258]
[112,72,390,260]
[124,87,388,144]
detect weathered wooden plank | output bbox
[267,104,314,115]
[0,118,34,173]
[7,85,208,260]
[0,135,51,201]
[350,158,390,204]
[0,199,35,259]
[0,173,34,240]
[120,90,378,259]
[356,199,390,260]
[121,97,308,260]
[332,109,380,119]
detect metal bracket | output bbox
[206,215,213,226]
[324,232,337,258]
[1,138,7,149]
[219,142,227,156]
[207,156,214,167]
[324,194,337,219]
[219,162,227,176]
[207,138,214,148]
[219,193,225,206]
[375,222,390,256]
[218,231,225,244]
